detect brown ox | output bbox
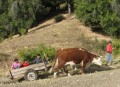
[52,48,102,78]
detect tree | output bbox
[74,0,120,37]
[0,0,66,41]
[66,0,74,14]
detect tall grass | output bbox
[113,39,120,57]
[77,34,107,55]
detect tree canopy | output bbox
[0,0,66,42]
[74,0,120,37]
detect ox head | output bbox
[92,56,102,66]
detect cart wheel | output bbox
[24,69,38,81]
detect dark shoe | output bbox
[105,61,108,66]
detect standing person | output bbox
[31,54,43,64]
[106,41,113,66]
[11,58,20,69]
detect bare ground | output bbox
[1,66,120,87]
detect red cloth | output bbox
[21,62,29,67]
[106,44,112,53]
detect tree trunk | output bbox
[67,0,72,14]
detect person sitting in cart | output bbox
[31,54,43,64]
[21,59,29,67]
[11,58,20,69]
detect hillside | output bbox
[0,14,112,76]
[1,13,120,87]
[0,14,111,57]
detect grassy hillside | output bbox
[0,14,111,54]
[0,13,112,76]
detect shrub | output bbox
[54,15,65,22]
[0,26,8,42]
[113,40,120,56]
[18,44,56,62]
[18,28,28,36]
[60,3,67,10]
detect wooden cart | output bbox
[9,63,50,81]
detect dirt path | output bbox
[0,67,120,87]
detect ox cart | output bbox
[8,63,51,81]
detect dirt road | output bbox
[0,68,120,87]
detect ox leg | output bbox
[63,67,68,74]
[74,64,77,70]
[54,62,66,78]
[63,67,71,77]
[54,72,58,78]
[81,61,88,74]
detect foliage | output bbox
[54,15,65,22]
[78,33,120,56]
[74,0,120,37]
[0,0,66,41]
[113,39,120,56]
[18,44,56,62]
[60,3,67,10]
[0,26,8,42]
[18,28,28,36]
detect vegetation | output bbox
[54,15,65,22]
[74,0,120,37]
[0,0,120,41]
[0,0,120,58]
[0,0,66,42]
[113,39,120,56]
[77,34,107,55]
[18,44,56,62]
[78,34,120,57]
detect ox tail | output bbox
[49,58,58,73]
[49,52,58,73]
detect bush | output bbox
[18,44,56,62]
[54,15,65,22]
[60,3,67,10]
[74,0,120,37]
[18,28,28,36]
[113,40,120,56]
[0,26,8,42]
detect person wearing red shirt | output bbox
[21,60,29,67]
[106,41,113,66]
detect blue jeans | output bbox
[106,53,112,63]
